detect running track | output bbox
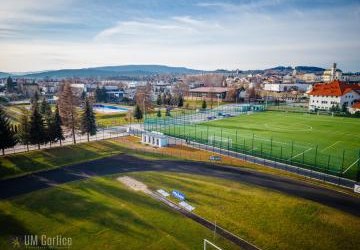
[0,154,359,217]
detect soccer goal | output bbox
[203,239,223,250]
[208,135,232,148]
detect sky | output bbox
[0,0,360,72]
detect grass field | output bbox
[0,176,238,250]
[131,172,360,250]
[0,139,177,180]
[0,172,358,249]
[153,111,360,180]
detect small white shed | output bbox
[141,131,169,148]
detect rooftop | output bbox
[308,80,360,97]
[189,87,228,93]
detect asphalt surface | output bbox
[0,154,359,217]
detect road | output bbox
[0,154,359,217]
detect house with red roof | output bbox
[308,80,360,111]
[349,102,360,114]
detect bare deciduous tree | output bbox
[58,82,79,144]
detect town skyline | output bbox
[1,0,360,72]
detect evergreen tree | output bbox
[156,94,162,106]
[81,90,87,101]
[50,105,64,145]
[18,110,31,151]
[95,86,102,102]
[161,93,166,105]
[40,98,53,144]
[165,94,172,105]
[80,98,97,142]
[202,99,207,109]
[157,109,161,117]
[165,108,171,116]
[30,91,40,109]
[6,76,14,92]
[40,98,52,118]
[0,107,17,155]
[178,95,184,107]
[29,105,46,149]
[342,103,348,113]
[133,105,143,120]
[101,86,107,103]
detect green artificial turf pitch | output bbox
[154,111,360,180]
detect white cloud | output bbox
[197,0,283,12]
[94,16,223,44]
[0,0,76,37]
[0,1,360,72]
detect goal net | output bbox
[208,136,232,148]
[204,239,223,250]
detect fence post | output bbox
[290,141,294,163]
[235,130,238,152]
[195,124,197,142]
[252,133,254,154]
[341,149,345,178]
[243,138,246,153]
[357,150,360,182]
[227,136,230,156]
[207,125,209,144]
[314,145,318,169]
[220,129,223,153]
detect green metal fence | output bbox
[144,104,360,181]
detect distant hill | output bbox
[0,72,10,78]
[266,66,293,71]
[17,65,205,79]
[294,66,325,73]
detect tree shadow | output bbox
[10,179,177,242]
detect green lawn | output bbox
[129,172,360,250]
[95,112,129,127]
[1,172,358,250]
[0,176,238,250]
[0,140,176,180]
[155,111,360,180]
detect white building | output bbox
[141,131,169,148]
[322,63,342,82]
[308,80,360,111]
[264,83,311,92]
[341,73,360,83]
[349,102,360,114]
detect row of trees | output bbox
[95,86,108,103]
[0,82,97,155]
[156,93,184,107]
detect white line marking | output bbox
[288,147,313,160]
[343,158,360,174]
[321,141,341,152]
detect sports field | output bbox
[154,111,360,180]
[0,172,358,250]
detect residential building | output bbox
[308,80,360,111]
[349,102,360,114]
[188,87,229,100]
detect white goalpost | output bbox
[208,136,232,148]
[204,239,223,250]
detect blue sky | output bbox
[0,0,360,72]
